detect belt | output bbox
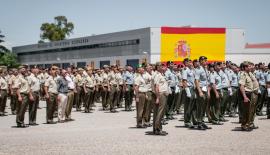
[0,89,7,91]
[20,93,28,95]
[245,91,258,95]
[217,89,222,92]
[138,92,146,94]
[49,92,58,95]
[222,88,229,91]
[33,91,39,94]
[86,87,94,89]
[59,92,68,95]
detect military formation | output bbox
[0,56,270,136]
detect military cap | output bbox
[77,68,84,71]
[137,64,143,68]
[193,59,198,63]
[199,56,207,61]
[183,58,191,63]
[18,65,27,70]
[103,65,109,68]
[155,62,165,66]
[208,63,215,68]
[166,61,173,66]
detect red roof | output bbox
[245,43,270,49]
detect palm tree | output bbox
[0,30,9,54]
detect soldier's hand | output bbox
[155,98,160,104]
[29,96,34,101]
[243,97,250,103]
[10,91,13,95]
[207,93,211,99]
[18,96,22,102]
[57,96,61,104]
[45,94,49,99]
[215,93,220,99]
[199,92,204,98]
[135,97,139,103]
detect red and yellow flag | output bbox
[161,27,226,63]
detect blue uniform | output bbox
[123,71,134,85]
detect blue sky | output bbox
[0,0,270,49]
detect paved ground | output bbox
[0,100,270,155]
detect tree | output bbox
[40,16,74,42]
[0,30,20,68]
[0,31,9,54]
[0,52,20,68]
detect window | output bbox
[45,64,52,69]
[62,63,70,69]
[126,59,139,69]
[100,60,110,68]
[17,39,140,56]
[77,62,86,68]
[37,64,44,68]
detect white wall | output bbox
[226,28,246,54]
[226,48,270,64]
[150,27,161,63]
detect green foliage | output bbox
[0,52,20,68]
[40,16,74,42]
[0,30,20,68]
[0,31,9,54]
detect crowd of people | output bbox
[0,56,270,136]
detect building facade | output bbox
[13,27,269,68]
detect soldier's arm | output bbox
[134,84,139,102]
[210,75,219,98]
[240,84,249,103]
[267,75,270,88]
[17,81,22,102]
[239,73,249,103]
[28,78,34,101]
[194,69,203,95]
[44,79,50,99]
[83,79,87,93]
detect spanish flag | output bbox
[161,27,226,63]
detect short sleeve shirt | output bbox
[28,74,40,92]
[239,72,254,92]
[154,72,169,93]
[45,75,58,94]
[142,72,153,91]
[210,71,222,90]
[182,67,195,88]
[134,74,148,93]
[0,76,8,90]
[195,66,208,87]
[84,75,96,88]
[18,75,30,94]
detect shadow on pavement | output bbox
[231,127,245,131]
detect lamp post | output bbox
[142,51,148,64]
